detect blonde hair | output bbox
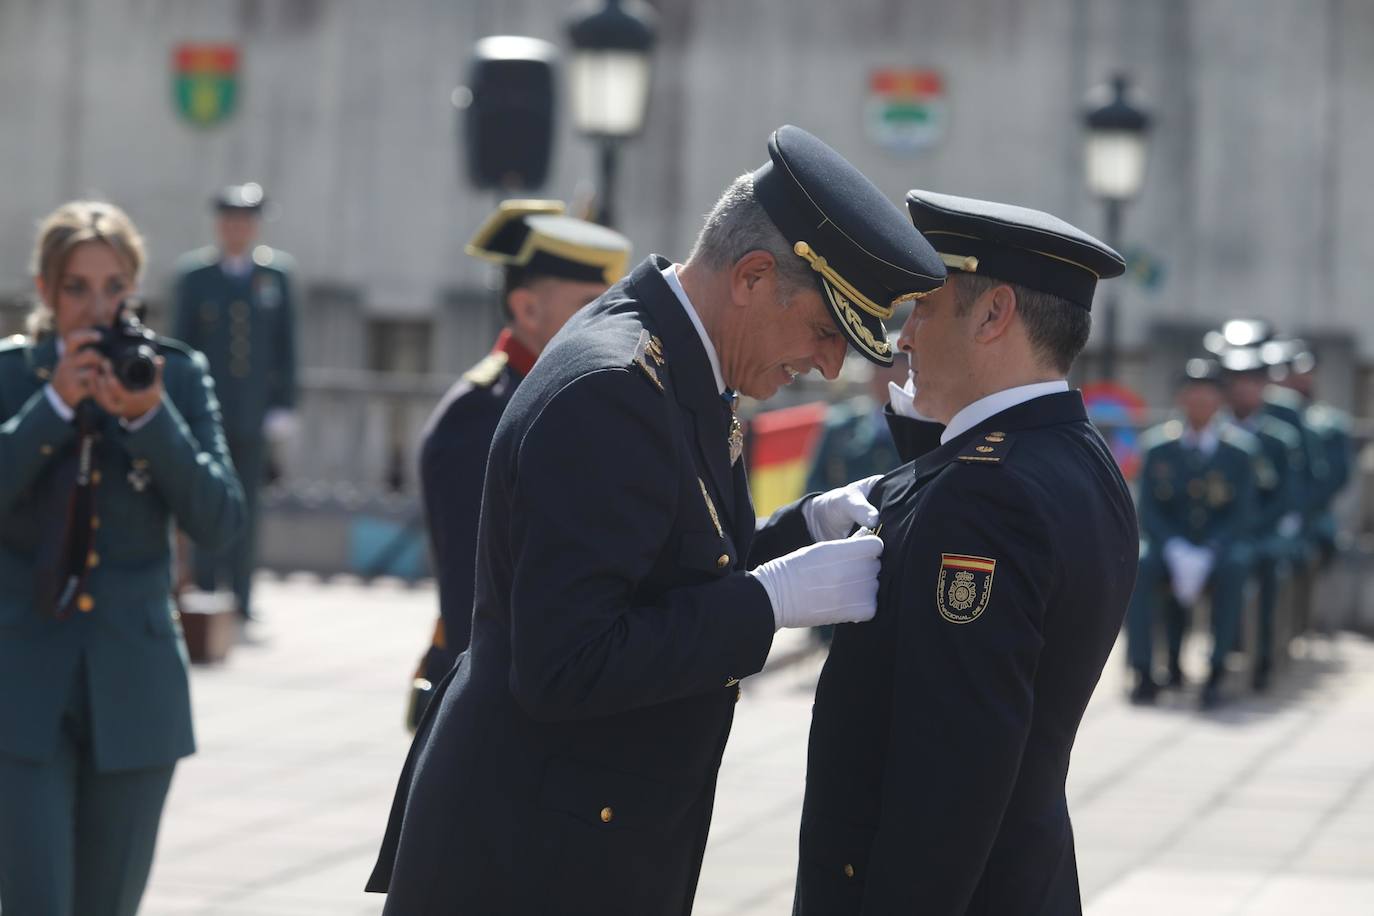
[26,200,147,337]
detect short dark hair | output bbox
[951,274,1090,374]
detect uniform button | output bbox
[230,301,249,320]
[77,594,95,613]
[600,806,614,824]
[90,470,102,485]
[717,554,730,568]
[91,516,100,530]
[36,367,51,380]
[843,863,855,879]
[724,676,740,688]
[87,551,99,568]
[39,444,53,456]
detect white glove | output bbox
[263,408,299,444]
[887,370,938,421]
[1163,538,1214,607]
[804,474,882,542]
[749,531,883,631]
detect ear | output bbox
[728,250,779,307]
[505,286,540,334]
[972,283,1018,344]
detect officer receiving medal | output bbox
[368,125,945,915]
[794,191,1137,915]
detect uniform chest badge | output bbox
[255,274,282,309]
[936,553,996,624]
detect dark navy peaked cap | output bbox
[906,190,1125,311]
[752,126,946,366]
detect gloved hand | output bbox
[263,408,299,444]
[887,370,937,421]
[804,474,882,542]
[749,531,883,631]
[1163,537,1215,607]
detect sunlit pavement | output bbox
[142,576,1374,914]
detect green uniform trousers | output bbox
[0,663,175,916]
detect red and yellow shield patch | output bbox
[936,554,996,624]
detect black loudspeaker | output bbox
[463,38,557,191]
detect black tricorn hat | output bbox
[752,126,945,366]
[466,200,632,287]
[906,190,1125,310]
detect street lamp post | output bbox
[566,0,657,228]
[1082,73,1151,380]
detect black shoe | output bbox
[1165,665,1186,689]
[1252,663,1271,693]
[1129,672,1159,705]
[1200,670,1225,710]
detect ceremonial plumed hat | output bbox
[751,125,946,366]
[1259,337,1317,376]
[906,191,1125,310]
[1215,345,1268,375]
[466,199,631,287]
[214,182,266,213]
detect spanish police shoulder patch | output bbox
[936,553,996,623]
[462,350,509,388]
[956,430,1013,465]
[632,328,666,393]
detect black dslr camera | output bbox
[86,300,159,391]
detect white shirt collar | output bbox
[1183,421,1222,456]
[221,254,253,278]
[940,380,1070,444]
[661,264,726,395]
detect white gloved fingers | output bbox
[853,474,884,497]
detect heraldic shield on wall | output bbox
[937,553,996,624]
[173,43,239,127]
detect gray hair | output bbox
[687,173,817,300]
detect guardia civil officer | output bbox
[793,192,1136,915]
[1266,338,1352,566]
[368,126,946,915]
[172,183,298,620]
[409,201,631,722]
[1218,346,1304,690]
[0,202,244,914]
[1125,359,1261,707]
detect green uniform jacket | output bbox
[0,334,245,771]
[171,247,297,441]
[1135,420,1261,557]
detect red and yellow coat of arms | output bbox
[936,554,996,624]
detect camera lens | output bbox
[116,348,158,391]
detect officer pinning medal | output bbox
[367,125,945,915]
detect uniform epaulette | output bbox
[631,328,666,393]
[175,246,220,273]
[0,333,27,354]
[956,429,1013,465]
[462,351,509,389]
[1218,423,1261,454]
[1139,420,1183,450]
[251,245,296,272]
[1307,403,1351,434]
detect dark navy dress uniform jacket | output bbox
[795,392,1138,916]
[369,257,811,915]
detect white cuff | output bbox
[120,403,161,432]
[43,384,76,422]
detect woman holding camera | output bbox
[0,201,245,915]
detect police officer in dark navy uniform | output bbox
[408,201,631,724]
[1218,346,1304,690]
[367,126,946,915]
[793,191,1136,916]
[1126,359,1262,707]
[172,183,298,620]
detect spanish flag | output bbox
[747,402,827,517]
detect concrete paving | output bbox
[141,576,1374,915]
